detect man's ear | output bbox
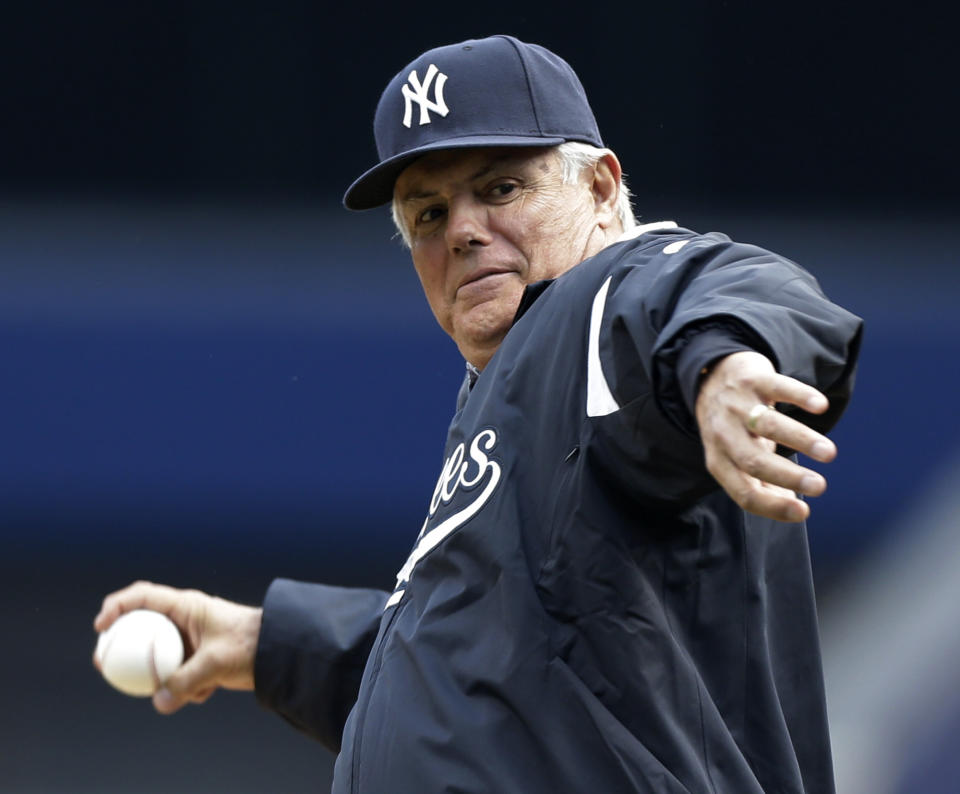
[590,151,623,229]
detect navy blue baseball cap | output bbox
[343,35,604,210]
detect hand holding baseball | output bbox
[94,581,262,714]
[95,609,185,696]
[695,351,838,522]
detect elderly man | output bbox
[95,36,862,793]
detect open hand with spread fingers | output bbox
[695,351,838,522]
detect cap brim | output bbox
[342,134,567,210]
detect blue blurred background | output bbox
[1,3,957,792]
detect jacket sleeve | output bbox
[254,578,388,751]
[603,231,864,436]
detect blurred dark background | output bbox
[1,2,957,792]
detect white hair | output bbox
[390,141,637,248]
[554,141,637,232]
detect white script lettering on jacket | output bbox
[388,429,501,608]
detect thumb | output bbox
[152,649,219,715]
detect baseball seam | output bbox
[97,627,117,666]
[148,635,161,692]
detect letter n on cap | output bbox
[401,64,449,127]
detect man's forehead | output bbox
[395,146,557,200]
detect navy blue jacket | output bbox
[255,224,863,793]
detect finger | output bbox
[734,417,829,498]
[746,408,837,465]
[708,450,811,522]
[153,687,183,715]
[734,441,828,498]
[731,468,811,522]
[152,650,220,715]
[751,481,811,523]
[762,373,829,415]
[95,581,191,633]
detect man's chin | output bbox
[453,316,514,370]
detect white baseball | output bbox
[95,609,184,697]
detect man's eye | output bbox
[417,207,444,224]
[489,183,518,199]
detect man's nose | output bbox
[445,198,492,255]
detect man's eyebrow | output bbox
[468,153,531,182]
[401,154,531,202]
[467,163,496,182]
[401,189,438,203]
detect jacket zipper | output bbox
[350,598,405,793]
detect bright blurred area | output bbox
[1,3,957,791]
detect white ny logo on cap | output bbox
[401,64,450,128]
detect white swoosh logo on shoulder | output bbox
[587,276,621,418]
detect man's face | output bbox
[394,147,607,370]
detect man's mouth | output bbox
[457,267,514,293]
